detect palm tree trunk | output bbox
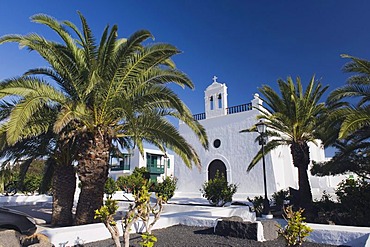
[75,130,111,225]
[51,136,77,227]
[51,161,76,226]
[290,142,313,210]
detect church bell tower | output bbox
[204,76,228,119]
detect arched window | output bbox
[210,96,214,110]
[218,93,222,108]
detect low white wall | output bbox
[307,223,370,247]
[0,194,52,206]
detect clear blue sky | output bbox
[1,1,369,156]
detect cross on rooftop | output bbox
[212,75,218,83]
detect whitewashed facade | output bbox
[174,77,345,200]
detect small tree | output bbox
[278,206,312,246]
[105,177,118,199]
[95,199,121,247]
[200,171,237,206]
[121,169,175,247]
[123,184,152,247]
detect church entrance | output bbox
[208,159,227,182]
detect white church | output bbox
[174,77,346,201]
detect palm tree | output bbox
[312,54,370,183]
[0,101,77,226]
[327,54,370,139]
[242,76,328,211]
[0,12,208,225]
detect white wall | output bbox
[175,93,338,200]
[176,107,280,199]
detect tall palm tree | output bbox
[0,101,77,226]
[312,54,370,183]
[242,76,328,211]
[0,12,208,225]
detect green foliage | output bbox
[336,178,366,200]
[314,191,336,212]
[105,177,118,199]
[311,148,370,180]
[310,180,370,226]
[278,206,313,247]
[139,232,157,247]
[272,188,290,210]
[240,75,327,211]
[200,171,237,206]
[241,76,328,171]
[0,164,16,194]
[94,199,119,225]
[326,54,370,139]
[20,160,46,194]
[123,175,166,246]
[2,159,47,195]
[334,178,370,226]
[123,184,155,246]
[0,11,209,225]
[4,181,18,195]
[22,174,42,195]
[94,199,121,247]
[312,191,338,224]
[116,167,149,195]
[153,176,177,203]
[247,196,264,217]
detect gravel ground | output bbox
[83,225,340,247]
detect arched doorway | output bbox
[208,159,227,182]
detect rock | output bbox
[223,216,244,222]
[20,233,53,247]
[214,217,258,240]
[260,219,279,240]
[0,229,21,247]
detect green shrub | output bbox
[272,188,290,210]
[105,177,118,199]
[314,190,337,212]
[247,196,264,217]
[153,176,177,203]
[22,175,42,195]
[278,206,313,246]
[139,232,157,247]
[335,178,370,226]
[116,167,149,195]
[0,165,15,194]
[200,171,237,206]
[312,191,338,224]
